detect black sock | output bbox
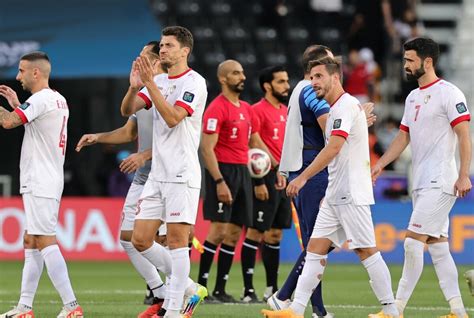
[241,238,259,293]
[261,241,280,290]
[197,241,218,287]
[157,307,166,316]
[214,243,235,293]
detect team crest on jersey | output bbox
[333,119,342,129]
[19,102,30,110]
[456,102,467,114]
[183,91,195,103]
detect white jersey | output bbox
[14,88,69,200]
[129,106,153,185]
[280,80,309,173]
[325,93,374,205]
[400,79,471,194]
[138,69,207,188]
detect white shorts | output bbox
[135,179,200,225]
[121,182,144,231]
[312,200,376,249]
[408,188,456,238]
[23,193,60,236]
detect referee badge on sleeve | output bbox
[333,119,342,129]
[207,118,218,131]
[456,102,467,114]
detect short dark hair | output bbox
[302,45,331,74]
[308,56,341,76]
[162,26,194,54]
[403,37,439,67]
[20,51,50,63]
[146,41,160,56]
[258,65,286,92]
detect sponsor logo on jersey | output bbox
[170,212,181,216]
[456,102,467,114]
[19,102,30,110]
[333,119,342,129]
[183,91,195,103]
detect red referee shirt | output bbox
[203,94,260,164]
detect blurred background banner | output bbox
[0,0,162,78]
[1,196,473,264]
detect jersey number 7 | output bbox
[414,105,422,121]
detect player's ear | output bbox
[263,82,272,93]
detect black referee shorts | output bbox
[203,163,253,226]
[251,169,292,232]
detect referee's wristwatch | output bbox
[215,177,225,185]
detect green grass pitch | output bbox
[0,261,472,317]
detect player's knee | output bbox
[131,235,152,252]
[264,229,282,244]
[207,223,227,244]
[246,228,263,242]
[354,247,377,260]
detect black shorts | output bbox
[251,169,292,232]
[203,163,253,226]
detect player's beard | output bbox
[229,81,245,93]
[271,88,289,104]
[405,64,425,82]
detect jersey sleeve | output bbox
[399,95,411,133]
[14,94,48,124]
[330,104,354,139]
[445,87,471,127]
[301,85,330,118]
[202,102,223,134]
[249,106,261,134]
[137,87,152,110]
[175,77,207,116]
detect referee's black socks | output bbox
[241,238,259,293]
[197,241,218,287]
[214,243,235,293]
[261,241,280,291]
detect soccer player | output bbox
[240,66,291,303]
[121,26,208,318]
[266,45,334,318]
[75,42,169,318]
[262,57,398,318]
[198,59,280,303]
[0,52,83,318]
[372,37,471,318]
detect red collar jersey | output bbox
[203,94,260,164]
[252,98,287,163]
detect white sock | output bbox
[395,238,425,313]
[18,249,44,308]
[120,240,165,298]
[40,245,77,305]
[140,242,172,276]
[167,247,190,311]
[290,252,327,315]
[428,242,466,315]
[162,277,170,310]
[362,252,398,316]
